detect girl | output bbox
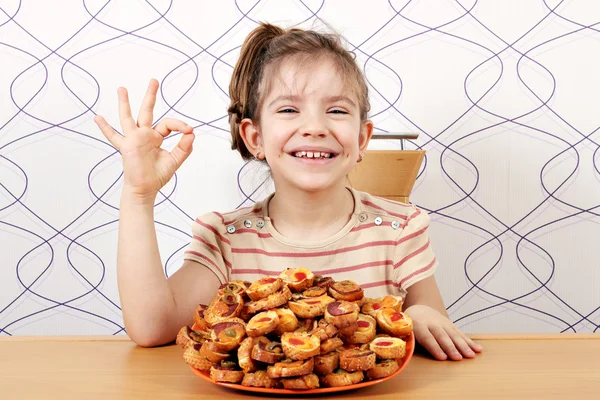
[94,23,482,361]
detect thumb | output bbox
[170,132,195,167]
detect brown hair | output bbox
[228,23,371,160]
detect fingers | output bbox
[414,325,447,361]
[429,325,463,361]
[445,327,477,359]
[137,79,159,127]
[153,118,194,137]
[170,130,195,168]
[118,87,136,132]
[460,331,483,353]
[94,115,123,149]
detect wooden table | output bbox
[1,334,598,399]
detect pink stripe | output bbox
[394,240,430,270]
[191,236,232,269]
[184,250,227,283]
[361,200,408,219]
[196,219,231,245]
[214,212,224,223]
[396,225,429,246]
[231,268,282,276]
[350,221,397,232]
[232,240,398,258]
[361,280,399,289]
[399,258,437,286]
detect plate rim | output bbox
[189,333,415,394]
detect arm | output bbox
[402,275,448,317]
[95,79,221,347]
[117,191,220,346]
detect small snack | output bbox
[366,359,400,380]
[345,314,376,344]
[251,337,285,364]
[339,349,376,372]
[241,370,281,388]
[375,308,413,337]
[281,373,320,389]
[324,301,360,328]
[246,276,282,301]
[319,369,364,387]
[311,318,338,341]
[245,285,292,313]
[320,337,344,354]
[200,340,230,363]
[210,318,246,352]
[329,280,364,302]
[267,357,315,378]
[313,275,334,289]
[369,336,407,359]
[210,362,244,383]
[303,286,327,297]
[314,351,340,375]
[246,310,279,337]
[204,293,244,325]
[218,281,249,298]
[361,295,403,318]
[237,336,260,373]
[279,268,315,292]
[281,332,320,360]
[176,325,208,348]
[193,304,210,329]
[269,307,297,335]
[287,294,335,318]
[183,343,213,371]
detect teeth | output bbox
[293,151,333,159]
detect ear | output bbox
[358,120,374,154]
[239,118,263,159]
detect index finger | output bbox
[117,87,136,133]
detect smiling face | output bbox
[240,56,373,193]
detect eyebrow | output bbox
[268,95,357,108]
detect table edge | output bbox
[0,333,597,342]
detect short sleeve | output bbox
[183,212,232,285]
[392,207,438,296]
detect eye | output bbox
[328,109,348,114]
[278,108,297,113]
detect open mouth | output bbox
[291,151,336,159]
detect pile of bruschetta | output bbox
[177,268,412,389]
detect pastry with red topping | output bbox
[287,294,335,318]
[369,336,407,359]
[251,336,286,364]
[204,293,244,325]
[279,268,314,292]
[375,308,413,337]
[324,301,360,328]
[281,332,321,360]
[245,285,292,314]
[273,307,299,335]
[362,295,403,318]
[344,314,376,344]
[246,310,279,337]
[210,318,246,352]
[246,276,282,301]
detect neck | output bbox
[268,183,355,241]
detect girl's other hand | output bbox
[404,304,483,361]
[94,79,195,201]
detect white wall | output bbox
[1,0,599,336]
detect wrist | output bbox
[120,187,158,207]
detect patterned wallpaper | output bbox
[1,0,599,336]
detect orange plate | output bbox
[189,333,414,394]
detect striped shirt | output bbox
[183,187,437,299]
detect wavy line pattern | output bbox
[0,0,598,336]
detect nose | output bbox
[301,112,328,138]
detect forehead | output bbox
[263,56,357,103]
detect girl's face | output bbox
[244,57,373,194]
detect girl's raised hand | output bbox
[94,79,195,201]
